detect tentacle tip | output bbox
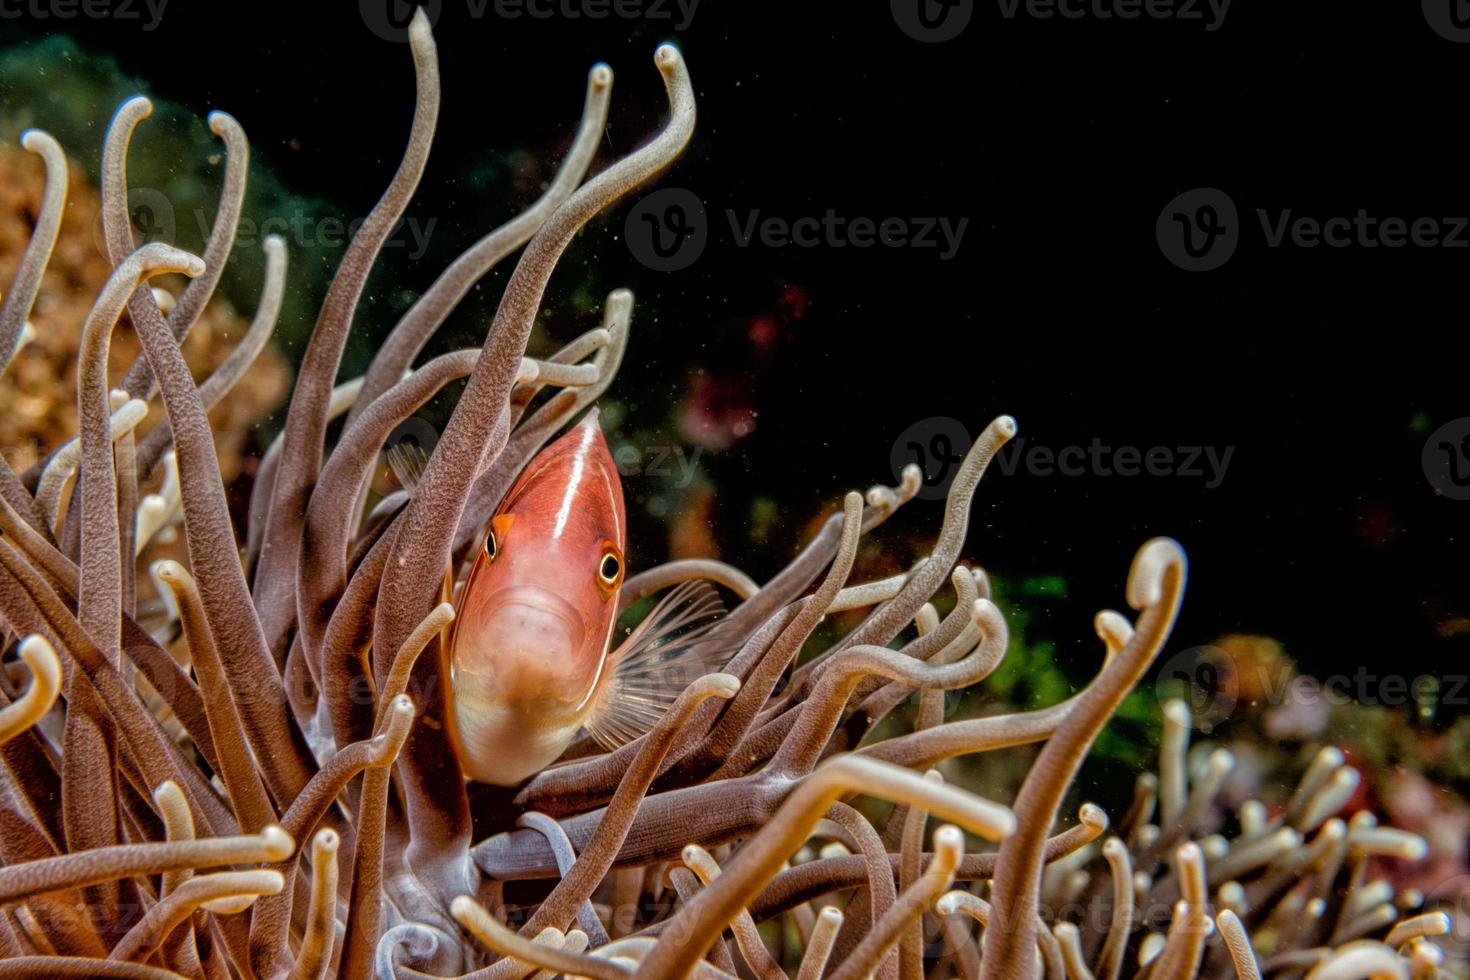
[313,828,340,854]
[935,892,963,916]
[1102,836,1127,857]
[1094,609,1132,647]
[654,43,683,72]
[259,825,295,861]
[1163,699,1190,725]
[152,558,186,581]
[1125,536,1187,610]
[409,6,434,39]
[449,895,479,923]
[991,414,1018,440]
[263,234,286,254]
[150,779,183,807]
[19,128,51,152]
[1079,802,1109,831]
[708,673,741,699]
[119,94,154,118]
[607,287,634,311]
[16,634,56,667]
[818,906,843,925]
[589,62,613,90]
[206,109,236,135]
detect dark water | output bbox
[2,0,1464,717]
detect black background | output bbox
[2,0,1465,706]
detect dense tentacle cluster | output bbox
[0,12,1453,978]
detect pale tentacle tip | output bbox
[654,43,683,71]
[259,825,296,861]
[153,558,186,582]
[932,824,963,852]
[1102,836,1127,858]
[1126,536,1187,610]
[19,128,53,152]
[312,828,340,854]
[1094,609,1132,651]
[991,414,1018,439]
[607,287,634,312]
[263,234,286,255]
[206,110,238,135]
[705,673,741,699]
[935,891,966,916]
[1163,699,1190,727]
[1078,802,1109,832]
[150,779,183,806]
[818,906,842,925]
[589,63,613,89]
[17,635,59,676]
[117,94,154,119]
[409,7,434,40]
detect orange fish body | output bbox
[444,410,627,786]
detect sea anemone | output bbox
[0,11,1453,978]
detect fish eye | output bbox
[483,529,498,561]
[598,553,621,585]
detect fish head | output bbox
[446,410,627,783]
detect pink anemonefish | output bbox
[399,409,729,786]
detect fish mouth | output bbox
[455,586,593,708]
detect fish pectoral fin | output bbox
[584,580,738,753]
[387,440,431,495]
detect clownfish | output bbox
[393,409,729,786]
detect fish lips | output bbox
[453,585,596,708]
